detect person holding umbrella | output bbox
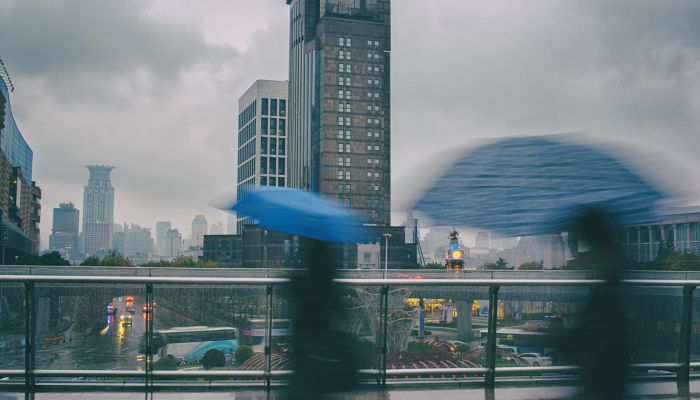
[228,187,366,399]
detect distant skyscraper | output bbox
[191,214,208,248]
[226,213,237,234]
[155,221,171,257]
[209,222,224,235]
[286,0,391,224]
[474,231,490,249]
[82,165,114,255]
[236,79,288,232]
[124,223,153,264]
[49,202,79,260]
[164,228,182,260]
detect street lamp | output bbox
[382,233,392,277]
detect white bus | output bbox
[142,326,240,364]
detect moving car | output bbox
[106,303,117,315]
[519,352,552,366]
[121,315,133,327]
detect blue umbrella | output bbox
[411,136,666,237]
[226,187,366,243]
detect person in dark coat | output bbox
[565,208,630,400]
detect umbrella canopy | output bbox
[226,187,366,243]
[411,136,665,237]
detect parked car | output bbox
[519,352,552,366]
[496,344,521,357]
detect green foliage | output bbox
[79,251,133,267]
[201,349,226,370]
[80,256,101,266]
[517,261,542,270]
[234,345,254,365]
[484,258,509,270]
[455,343,470,354]
[153,355,178,370]
[398,341,454,363]
[16,251,70,266]
[659,250,700,271]
[141,256,221,268]
[422,262,444,270]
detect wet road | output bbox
[1,296,202,371]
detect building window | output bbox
[278,158,285,174]
[374,53,379,59]
[367,52,372,59]
[338,130,344,139]
[375,172,380,178]
[374,105,379,111]
[338,185,344,193]
[374,79,379,85]
[339,103,344,112]
[338,76,344,86]
[367,105,372,111]
[339,37,345,46]
[338,143,344,153]
[338,170,344,180]
[367,118,372,124]
[367,144,372,151]
[338,116,344,126]
[374,40,379,46]
[270,99,277,116]
[261,117,268,135]
[374,132,380,138]
[339,50,345,59]
[345,184,351,193]
[367,78,372,84]
[261,156,268,174]
[261,137,268,154]
[345,157,351,166]
[374,185,379,191]
[269,157,276,173]
[262,98,269,115]
[346,90,351,98]
[346,77,352,86]
[374,118,379,124]
[367,92,372,98]
[345,130,351,139]
[339,90,344,99]
[346,170,351,180]
[339,63,345,73]
[367,159,372,164]
[374,145,379,151]
[279,99,286,116]
[261,176,267,186]
[367,171,372,178]
[270,118,277,136]
[270,138,277,155]
[374,93,379,98]
[344,143,351,153]
[374,159,380,164]
[368,184,373,191]
[346,51,351,60]
[279,138,285,155]
[374,66,379,72]
[347,38,352,47]
[367,131,372,137]
[279,119,286,135]
[367,40,372,46]
[338,156,344,166]
[345,116,351,126]
[278,177,285,187]
[269,177,277,186]
[345,103,351,113]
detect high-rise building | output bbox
[0,60,39,257]
[82,165,114,256]
[191,214,208,249]
[164,228,182,260]
[49,202,79,260]
[155,221,171,257]
[236,80,288,233]
[124,223,153,264]
[209,222,224,235]
[285,0,391,224]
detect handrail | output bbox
[1,273,699,395]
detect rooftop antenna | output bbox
[0,58,15,92]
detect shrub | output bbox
[235,345,254,365]
[153,355,177,370]
[201,349,226,370]
[455,343,470,354]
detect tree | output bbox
[562,251,600,270]
[422,262,444,270]
[234,345,254,365]
[517,262,542,270]
[484,257,509,270]
[100,250,132,266]
[201,349,226,369]
[153,355,178,370]
[80,256,100,266]
[16,251,70,266]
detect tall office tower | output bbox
[49,202,80,260]
[82,165,115,256]
[286,0,391,224]
[191,214,208,248]
[236,80,288,233]
[164,228,182,260]
[124,223,153,264]
[155,221,171,256]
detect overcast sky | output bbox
[1,0,699,249]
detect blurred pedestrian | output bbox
[564,208,630,400]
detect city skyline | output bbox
[1,1,699,250]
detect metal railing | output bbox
[0,273,698,398]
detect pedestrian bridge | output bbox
[1,266,700,398]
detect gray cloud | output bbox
[1,0,699,248]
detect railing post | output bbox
[678,285,695,381]
[145,283,154,400]
[265,284,273,391]
[380,285,389,389]
[485,285,500,389]
[24,283,35,400]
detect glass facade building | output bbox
[236,80,288,233]
[0,79,33,183]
